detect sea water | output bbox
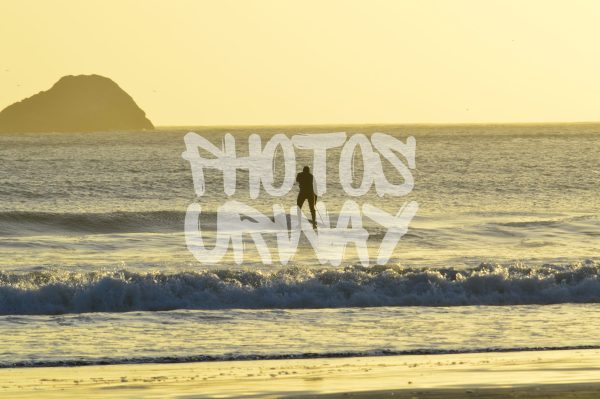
[1,124,600,367]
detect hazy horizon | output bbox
[152,120,600,128]
[2,0,600,126]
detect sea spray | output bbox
[1,262,600,315]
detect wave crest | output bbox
[2,262,600,315]
[0,210,188,236]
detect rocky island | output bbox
[0,74,154,132]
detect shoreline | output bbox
[1,349,599,398]
[2,344,600,369]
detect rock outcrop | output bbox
[0,74,153,132]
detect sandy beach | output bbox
[1,349,599,398]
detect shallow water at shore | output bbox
[2,304,600,368]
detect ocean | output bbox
[1,124,600,368]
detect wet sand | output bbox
[294,384,600,398]
[1,349,599,398]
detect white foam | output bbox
[1,262,600,315]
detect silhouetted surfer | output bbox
[296,166,317,229]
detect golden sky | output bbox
[1,0,599,126]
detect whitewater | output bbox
[2,124,600,367]
[1,263,600,315]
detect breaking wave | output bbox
[2,262,600,315]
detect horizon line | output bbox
[154,120,600,129]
